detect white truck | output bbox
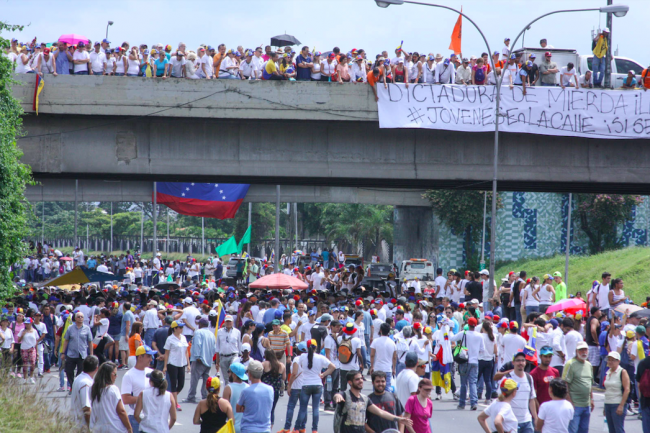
[399,258,434,282]
[512,47,646,88]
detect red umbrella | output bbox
[58,34,89,45]
[545,298,587,315]
[249,273,308,290]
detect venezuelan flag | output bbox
[33,74,45,115]
[396,40,403,52]
[431,342,451,393]
[214,300,226,340]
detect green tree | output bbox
[575,194,644,253]
[424,190,502,269]
[0,22,34,296]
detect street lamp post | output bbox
[106,21,114,40]
[374,0,628,299]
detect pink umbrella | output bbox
[58,34,89,45]
[248,273,308,290]
[545,298,587,315]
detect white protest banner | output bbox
[377,83,650,139]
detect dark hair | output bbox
[602,272,611,279]
[252,323,265,350]
[549,378,568,399]
[130,322,143,337]
[371,370,387,382]
[590,306,600,315]
[91,362,117,403]
[347,370,361,383]
[380,322,391,336]
[149,369,168,396]
[612,278,623,288]
[567,62,574,69]
[520,271,527,279]
[534,318,547,327]
[418,378,432,389]
[482,320,495,341]
[264,349,281,375]
[562,317,575,329]
[308,341,316,369]
[82,355,99,373]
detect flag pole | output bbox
[166,208,170,255]
[275,185,280,273]
[247,203,252,256]
[202,217,205,257]
[153,182,157,258]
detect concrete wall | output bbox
[13,74,377,121]
[392,206,438,267]
[25,179,428,206]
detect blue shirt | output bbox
[322,251,330,263]
[86,259,97,269]
[310,252,319,262]
[361,310,372,336]
[238,382,274,433]
[190,328,217,367]
[514,68,527,85]
[154,57,169,77]
[296,54,312,80]
[64,324,93,358]
[120,310,135,338]
[263,308,277,324]
[599,330,609,356]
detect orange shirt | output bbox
[128,333,142,357]
[213,52,225,74]
[367,70,384,86]
[642,69,650,88]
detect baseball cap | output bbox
[467,317,478,327]
[164,316,174,325]
[271,319,281,326]
[241,343,251,352]
[135,345,157,356]
[526,61,533,67]
[509,54,517,60]
[627,330,635,339]
[183,297,193,304]
[230,362,249,381]
[529,53,536,59]
[545,51,552,57]
[102,38,110,44]
[500,378,518,392]
[171,320,185,328]
[224,315,233,322]
[576,341,589,350]
[539,346,553,356]
[297,341,307,352]
[552,271,562,277]
[320,313,333,322]
[405,351,419,367]
[607,351,621,361]
[636,325,646,334]
[208,310,217,317]
[479,269,489,276]
[247,360,263,375]
[603,27,610,33]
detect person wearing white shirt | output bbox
[337,324,363,391]
[240,50,258,80]
[311,267,324,291]
[177,299,201,340]
[579,71,594,89]
[536,378,574,433]
[395,351,422,409]
[450,318,486,409]
[501,39,512,61]
[350,57,367,83]
[370,323,397,389]
[89,43,107,75]
[560,63,579,89]
[36,49,56,76]
[71,355,99,431]
[72,43,90,74]
[434,59,456,84]
[121,347,155,431]
[504,351,538,431]
[562,319,584,363]
[434,271,447,299]
[251,48,265,79]
[216,316,241,386]
[323,321,342,410]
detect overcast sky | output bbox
[3,0,648,65]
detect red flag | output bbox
[449,8,462,55]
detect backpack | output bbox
[453,332,469,364]
[334,390,369,433]
[310,325,328,352]
[474,66,485,83]
[639,368,650,398]
[338,336,356,365]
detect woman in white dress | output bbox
[90,362,132,433]
[134,369,177,433]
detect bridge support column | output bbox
[392,206,438,268]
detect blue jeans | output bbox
[477,359,494,399]
[526,306,540,316]
[458,362,478,408]
[593,56,606,85]
[641,406,650,433]
[283,388,301,430]
[396,361,406,377]
[218,74,239,79]
[128,414,140,433]
[541,82,556,86]
[518,420,534,433]
[605,403,626,433]
[75,71,88,75]
[360,346,368,371]
[364,335,371,368]
[58,356,66,388]
[568,406,591,433]
[296,385,323,431]
[144,328,156,347]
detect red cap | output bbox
[545,51,552,57]
[493,315,500,321]
[468,317,478,327]
[293,295,300,301]
[43,48,50,54]
[376,300,383,305]
[370,309,377,316]
[465,270,470,275]
[413,322,422,330]
[508,271,515,276]
[509,321,519,329]
[355,300,362,306]
[526,278,531,284]
[202,300,209,304]
[459,303,465,309]
[391,298,397,304]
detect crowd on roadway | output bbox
[4,32,650,101]
[5,242,650,433]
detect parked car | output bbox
[344,254,364,269]
[399,258,434,282]
[365,262,396,289]
[224,256,245,282]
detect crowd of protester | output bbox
[5,240,650,433]
[5,34,650,103]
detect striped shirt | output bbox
[268,331,290,352]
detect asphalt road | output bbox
[37,366,644,433]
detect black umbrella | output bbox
[155,282,180,291]
[271,34,301,47]
[630,309,650,319]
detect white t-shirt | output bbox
[291,357,303,389]
[73,50,90,73]
[180,306,200,336]
[538,399,574,433]
[90,384,129,433]
[121,367,153,415]
[502,333,527,364]
[560,67,578,87]
[483,401,518,433]
[434,276,447,297]
[89,51,107,73]
[311,271,324,291]
[597,284,611,310]
[18,329,38,350]
[71,372,94,430]
[370,336,396,373]
[523,285,540,307]
[298,353,330,386]
[201,55,213,77]
[337,335,361,370]
[324,334,341,369]
[479,333,497,361]
[450,330,485,364]
[508,372,536,423]
[395,368,420,408]
[1,327,14,349]
[579,74,593,88]
[170,57,186,77]
[564,330,583,361]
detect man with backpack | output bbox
[324,320,343,411]
[507,350,539,433]
[338,322,363,392]
[310,313,332,352]
[450,317,485,411]
[366,371,404,433]
[333,371,412,433]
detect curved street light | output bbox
[374,0,629,295]
[106,21,114,40]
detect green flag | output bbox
[216,235,239,257]
[237,225,252,254]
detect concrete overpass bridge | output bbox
[13,74,650,265]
